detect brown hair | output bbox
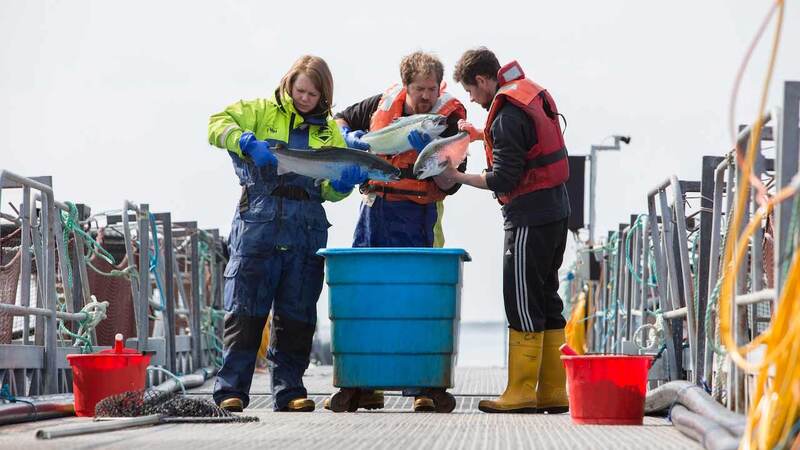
[399,51,444,86]
[453,47,501,85]
[279,55,334,113]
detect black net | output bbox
[95,389,258,423]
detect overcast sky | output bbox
[1,0,797,324]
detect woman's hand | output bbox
[331,165,368,193]
[239,132,278,167]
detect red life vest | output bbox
[366,83,467,204]
[484,61,569,205]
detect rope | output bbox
[624,214,658,287]
[147,366,186,395]
[632,312,665,352]
[148,213,166,309]
[56,296,109,354]
[0,384,36,413]
[59,201,133,279]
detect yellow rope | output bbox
[716,1,800,447]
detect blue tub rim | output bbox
[317,247,471,262]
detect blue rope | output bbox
[148,213,166,309]
[0,384,36,412]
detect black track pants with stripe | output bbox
[502,218,569,333]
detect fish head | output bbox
[418,115,448,137]
[371,166,401,182]
[414,157,449,180]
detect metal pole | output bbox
[647,194,679,380]
[20,186,32,344]
[160,213,176,374]
[122,202,141,331]
[188,223,203,371]
[775,82,800,300]
[72,236,96,344]
[670,177,698,384]
[42,194,59,394]
[698,155,724,385]
[137,204,150,352]
[639,217,651,348]
[589,149,597,243]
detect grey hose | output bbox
[153,366,217,394]
[645,380,746,437]
[670,405,741,450]
[0,394,75,426]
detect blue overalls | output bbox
[352,197,437,248]
[352,197,437,401]
[213,119,329,411]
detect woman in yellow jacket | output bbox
[208,55,365,412]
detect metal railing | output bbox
[0,172,227,395]
[564,80,799,415]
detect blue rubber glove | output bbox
[239,132,278,167]
[407,129,432,152]
[340,126,370,151]
[330,165,368,193]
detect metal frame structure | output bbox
[565,81,799,411]
[0,171,226,395]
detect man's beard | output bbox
[414,102,432,114]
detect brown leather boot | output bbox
[281,397,315,412]
[219,397,244,412]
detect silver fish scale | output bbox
[362,114,448,155]
[413,132,470,179]
[272,145,399,182]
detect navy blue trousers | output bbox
[213,247,324,410]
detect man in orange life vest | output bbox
[329,51,467,412]
[441,47,571,414]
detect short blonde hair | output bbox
[279,55,334,114]
[400,51,444,86]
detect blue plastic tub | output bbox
[318,248,470,390]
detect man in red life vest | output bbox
[327,51,468,413]
[441,47,571,414]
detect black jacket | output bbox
[485,102,570,230]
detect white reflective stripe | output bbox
[219,125,239,148]
[514,227,534,332]
[431,92,454,114]
[520,227,533,331]
[378,84,403,111]
[501,65,523,84]
[514,229,524,330]
[498,83,519,94]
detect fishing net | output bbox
[87,252,138,346]
[0,247,21,344]
[95,389,259,423]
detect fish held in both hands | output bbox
[361,114,448,155]
[412,132,470,180]
[272,144,400,182]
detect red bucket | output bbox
[66,335,151,416]
[561,354,653,425]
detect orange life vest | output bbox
[484,61,569,205]
[366,83,467,204]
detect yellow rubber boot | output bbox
[257,313,271,360]
[478,330,542,413]
[536,329,569,414]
